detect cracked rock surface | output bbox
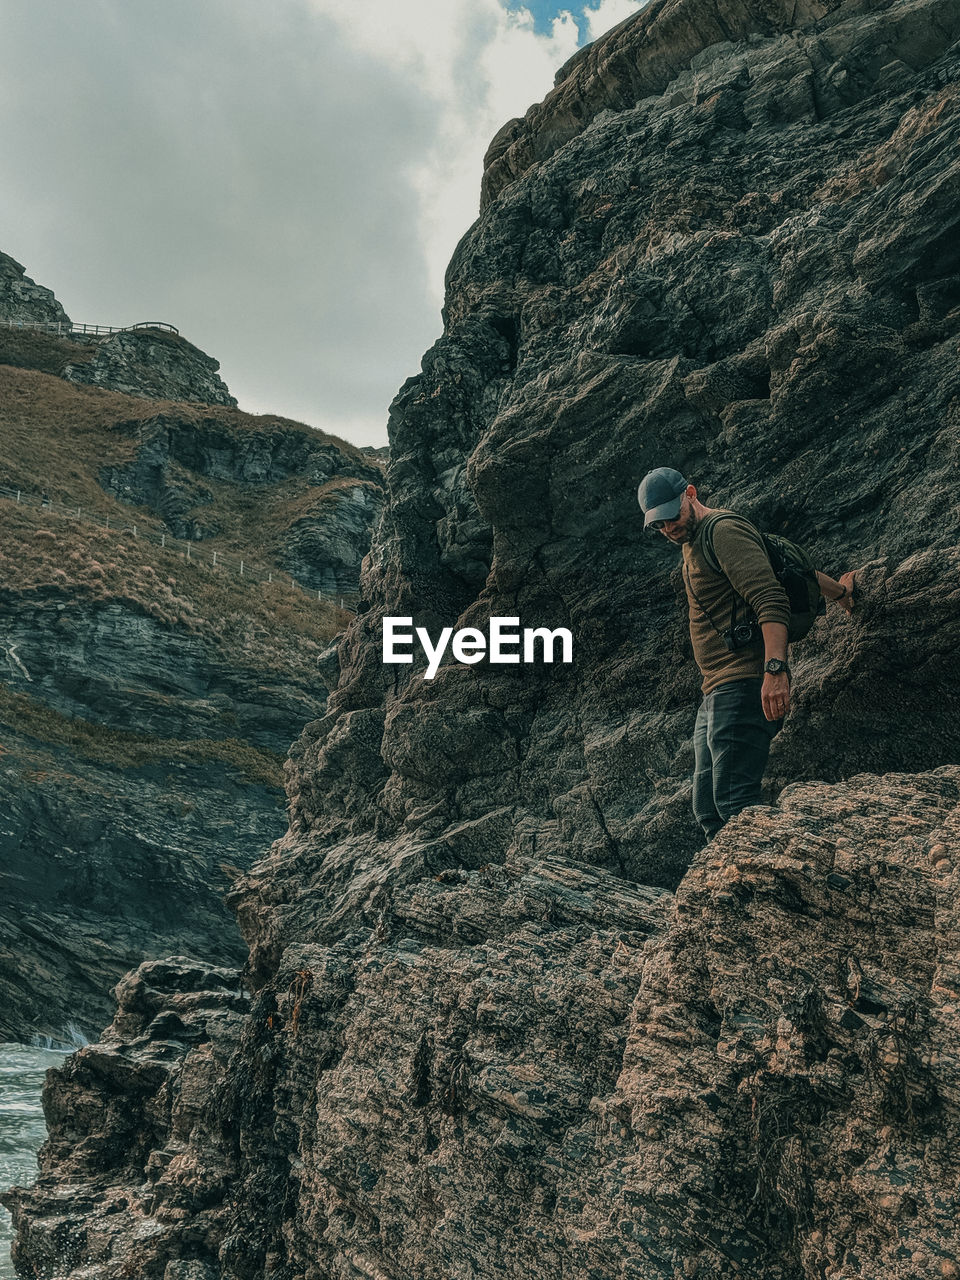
[6,770,960,1278]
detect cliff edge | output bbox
[1,253,235,406]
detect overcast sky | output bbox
[0,0,643,447]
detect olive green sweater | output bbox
[681,510,792,695]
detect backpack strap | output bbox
[698,511,764,574]
[691,512,765,639]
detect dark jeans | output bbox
[692,677,782,840]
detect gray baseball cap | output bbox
[637,467,688,527]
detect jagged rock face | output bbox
[98,413,384,565]
[63,328,237,406]
[9,0,960,1275]
[359,444,390,463]
[0,756,280,1044]
[282,481,383,594]
[2,958,249,1278]
[0,588,325,1040]
[6,769,960,1278]
[0,251,71,328]
[1,593,324,754]
[0,349,380,1044]
[290,0,960,886]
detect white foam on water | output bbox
[0,1042,72,1280]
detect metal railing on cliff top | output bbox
[0,484,359,609]
[2,319,180,338]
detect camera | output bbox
[722,619,761,651]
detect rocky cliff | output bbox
[0,345,382,1041]
[6,0,960,1274]
[1,253,233,406]
[7,767,960,1279]
[0,253,70,329]
[62,327,238,407]
[96,410,382,591]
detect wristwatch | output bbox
[764,658,790,676]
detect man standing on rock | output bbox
[638,466,854,841]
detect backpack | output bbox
[699,512,825,643]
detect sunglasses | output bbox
[648,512,683,532]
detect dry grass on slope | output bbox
[0,328,98,375]
[0,503,350,678]
[0,365,153,510]
[0,363,377,565]
[204,472,382,545]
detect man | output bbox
[638,466,854,840]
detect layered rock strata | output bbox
[97,412,383,584]
[282,480,383,595]
[8,0,960,1274]
[0,358,381,1040]
[0,584,324,1042]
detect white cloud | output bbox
[310,0,581,302]
[0,1,645,446]
[583,0,646,43]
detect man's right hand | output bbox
[836,571,857,614]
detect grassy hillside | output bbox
[0,361,372,665]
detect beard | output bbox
[663,507,700,544]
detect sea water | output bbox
[0,1042,71,1280]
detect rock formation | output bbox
[0,346,381,1041]
[7,767,960,1278]
[97,411,383,586]
[0,252,71,328]
[6,0,960,1274]
[1,250,233,406]
[0,585,316,1042]
[282,479,383,595]
[63,327,238,407]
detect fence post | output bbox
[212,550,217,566]
[133,524,137,537]
[240,560,244,576]
[161,533,165,547]
[186,543,191,560]
[268,571,272,583]
[16,491,20,503]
